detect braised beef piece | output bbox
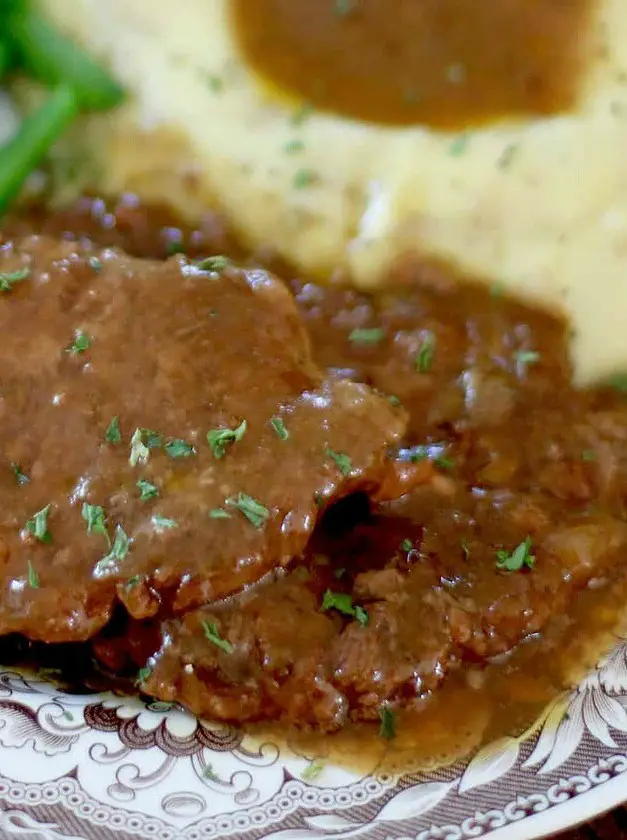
[0,236,419,643]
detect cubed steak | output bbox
[0,235,420,643]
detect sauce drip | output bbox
[230,0,595,128]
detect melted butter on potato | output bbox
[34,0,627,384]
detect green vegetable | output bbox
[26,504,51,543]
[0,267,29,292]
[67,330,91,354]
[209,508,231,519]
[105,416,121,445]
[135,666,152,686]
[137,479,159,501]
[27,559,39,588]
[301,760,324,781]
[95,524,130,574]
[496,536,535,572]
[0,85,78,215]
[207,420,247,459]
[164,439,195,459]
[284,139,304,154]
[325,448,352,476]
[270,417,289,440]
[515,350,540,366]
[349,327,385,345]
[9,7,124,110]
[400,539,413,552]
[81,503,109,542]
[197,255,231,273]
[321,590,369,626]
[225,493,269,529]
[202,620,233,654]
[11,462,29,486]
[378,706,396,739]
[293,168,318,189]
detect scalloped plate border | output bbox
[1,637,627,840]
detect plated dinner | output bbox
[1,3,627,840]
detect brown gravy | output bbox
[4,195,627,776]
[230,0,596,128]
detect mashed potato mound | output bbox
[36,0,627,384]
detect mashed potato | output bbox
[35,0,627,384]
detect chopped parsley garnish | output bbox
[207,420,247,459]
[334,567,346,579]
[334,0,354,14]
[105,416,122,444]
[166,241,185,256]
[270,417,289,440]
[515,350,541,366]
[81,503,109,543]
[88,256,103,272]
[301,760,324,781]
[291,102,313,126]
[67,331,91,354]
[209,508,232,519]
[321,590,369,626]
[293,168,318,189]
[165,439,195,459]
[378,706,396,739]
[208,74,223,93]
[461,538,470,560]
[491,281,504,298]
[26,505,52,543]
[202,620,234,654]
[203,764,219,781]
[152,514,178,532]
[325,448,352,476]
[125,575,141,589]
[135,666,152,686]
[387,395,402,407]
[225,493,269,529]
[349,327,385,345]
[95,525,130,574]
[27,559,40,589]
[0,267,29,292]
[401,539,413,552]
[197,255,231,273]
[582,449,596,462]
[496,536,535,572]
[137,479,159,501]
[284,139,305,154]
[401,444,453,471]
[450,133,470,156]
[415,332,436,373]
[11,462,29,486]
[130,428,162,466]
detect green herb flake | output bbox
[0,267,29,292]
[334,567,346,579]
[301,759,324,781]
[105,416,122,445]
[401,539,413,552]
[197,255,231,273]
[582,449,596,462]
[165,439,195,459]
[349,327,385,345]
[461,537,470,560]
[270,417,289,440]
[325,448,352,477]
[11,462,29,486]
[515,350,541,366]
[207,420,247,459]
[27,559,40,589]
[95,525,131,574]
[152,514,178,532]
[321,590,368,625]
[88,256,103,272]
[450,133,470,156]
[491,281,505,298]
[166,241,185,256]
[203,764,220,781]
[209,508,232,519]
[284,139,305,154]
[81,503,109,543]
[135,666,152,686]
[334,0,354,14]
[208,74,223,93]
[26,505,52,543]
[435,455,454,471]
[67,331,91,354]
[291,102,313,126]
[378,706,396,739]
[293,168,318,189]
[137,479,159,501]
[225,493,269,529]
[130,428,161,466]
[125,575,141,589]
[496,536,535,572]
[202,620,234,654]
[415,332,436,373]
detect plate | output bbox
[1,637,627,840]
